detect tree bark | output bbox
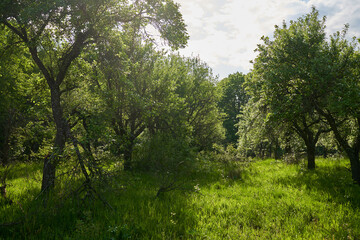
[123,142,134,171]
[315,107,360,184]
[345,149,360,184]
[293,121,321,170]
[274,139,281,160]
[306,141,316,170]
[0,109,14,166]
[29,32,89,192]
[41,85,66,192]
[0,132,10,166]
[3,18,93,193]
[268,143,272,159]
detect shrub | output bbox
[132,132,196,196]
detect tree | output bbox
[313,31,360,183]
[94,25,162,170]
[237,96,284,159]
[130,54,224,193]
[0,27,28,166]
[248,8,330,169]
[217,72,249,144]
[0,0,188,191]
[0,26,48,166]
[149,54,224,150]
[90,29,222,170]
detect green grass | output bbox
[1,158,360,239]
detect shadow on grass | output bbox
[0,168,200,239]
[0,154,251,239]
[276,162,360,209]
[1,162,42,181]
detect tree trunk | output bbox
[274,140,281,160]
[268,143,272,159]
[318,109,360,184]
[123,142,134,171]
[306,142,316,170]
[293,122,318,170]
[0,135,10,166]
[0,110,14,166]
[41,86,66,192]
[345,149,360,184]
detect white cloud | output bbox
[175,0,360,79]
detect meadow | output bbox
[1,157,360,239]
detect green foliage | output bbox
[149,54,225,150]
[133,132,194,173]
[212,144,249,180]
[0,26,53,165]
[250,7,326,121]
[237,96,285,159]
[244,8,356,169]
[132,132,196,197]
[90,30,223,170]
[0,0,190,190]
[218,72,249,144]
[2,3,360,239]
[150,0,189,50]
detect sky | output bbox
[174,0,360,79]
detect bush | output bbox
[211,144,250,181]
[132,132,196,196]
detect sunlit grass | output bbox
[1,158,359,239]
[189,158,360,239]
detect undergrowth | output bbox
[1,157,360,239]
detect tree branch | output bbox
[56,29,95,85]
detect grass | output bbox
[1,157,360,239]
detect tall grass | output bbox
[1,157,359,239]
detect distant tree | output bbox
[0,0,188,191]
[237,96,284,159]
[93,25,162,170]
[149,55,225,150]
[131,55,224,188]
[218,72,249,144]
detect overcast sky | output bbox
[174,0,360,79]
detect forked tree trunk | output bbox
[3,20,92,193]
[293,120,323,170]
